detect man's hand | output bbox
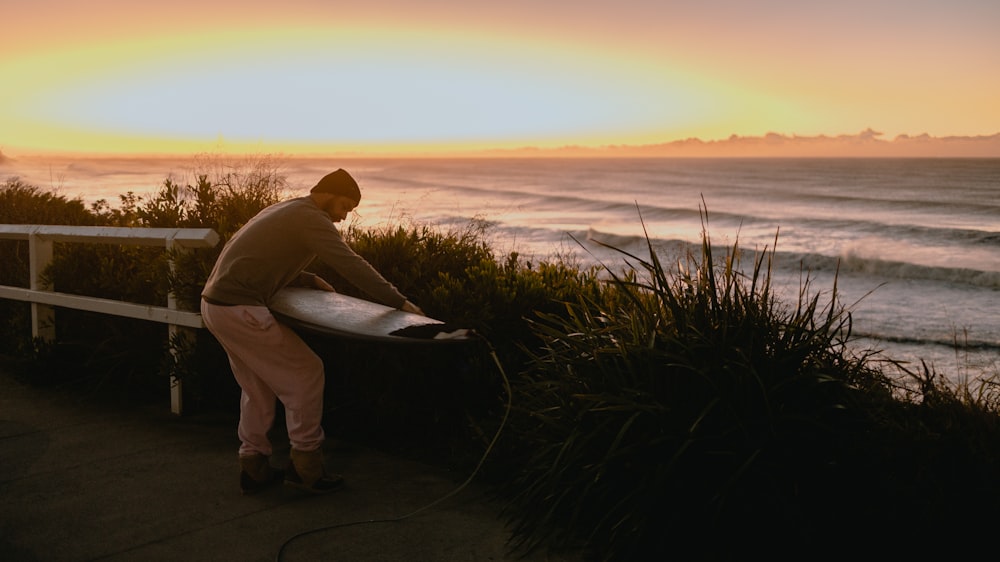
[400,300,425,316]
[313,276,336,292]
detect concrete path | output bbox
[0,372,581,562]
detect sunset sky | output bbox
[3,0,998,156]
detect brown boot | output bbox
[285,448,344,494]
[239,453,283,495]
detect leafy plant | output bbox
[0,161,284,396]
[0,179,102,356]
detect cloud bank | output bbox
[3,130,999,160]
[486,129,1000,158]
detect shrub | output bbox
[304,220,600,457]
[0,179,98,226]
[0,179,103,357]
[0,162,284,398]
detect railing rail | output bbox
[0,224,220,414]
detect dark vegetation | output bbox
[3,162,999,560]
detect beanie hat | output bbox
[310,169,361,202]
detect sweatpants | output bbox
[201,300,326,456]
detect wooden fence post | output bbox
[28,231,55,342]
[167,236,192,415]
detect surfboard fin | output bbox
[390,323,473,340]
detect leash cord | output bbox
[274,342,512,562]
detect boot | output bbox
[239,453,283,495]
[285,448,344,494]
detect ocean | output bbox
[3,155,999,384]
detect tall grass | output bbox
[494,216,880,558]
[493,214,1000,560]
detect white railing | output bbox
[0,225,220,415]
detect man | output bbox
[201,168,424,495]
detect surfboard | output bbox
[268,287,472,344]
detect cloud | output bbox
[482,130,1000,158]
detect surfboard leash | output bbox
[274,334,512,562]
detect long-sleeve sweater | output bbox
[201,196,407,308]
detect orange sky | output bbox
[2,0,999,156]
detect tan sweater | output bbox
[201,197,407,308]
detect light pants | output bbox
[201,300,325,457]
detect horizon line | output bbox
[3,129,1000,160]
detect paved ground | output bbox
[0,371,583,562]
